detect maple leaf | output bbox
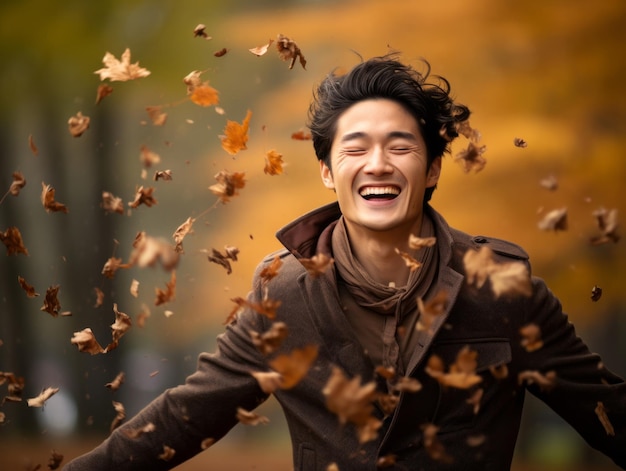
[0,171,26,204]
[250,322,289,355]
[538,207,568,232]
[416,289,448,333]
[322,366,381,443]
[268,344,318,389]
[206,246,240,274]
[110,400,126,432]
[94,48,151,82]
[101,191,124,215]
[590,207,620,245]
[154,271,176,306]
[146,105,167,126]
[264,149,284,175]
[517,370,556,391]
[249,38,274,56]
[209,170,246,203]
[95,83,114,104]
[425,346,482,389]
[71,328,105,355]
[220,110,252,155]
[595,401,615,436]
[394,248,421,272]
[105,372,125,391]
[519,323,543,352]
[236,407,270,426]
[193,24,211,39]
[28,134,38,156]
[463,246,532,298]
[422,423,454,463]
[128,185,157,209]
[1,226,29,255]
[190,83,220,107]
[259,255,283,284]
[18,276,39,297]
[275,34,306,70]
[455,141,487,173]
[47,449,64,470]
[41,182,69,213]
[68,111,90,137]
[26,387,59,408]
[172,217,195,252]
[40,285,61,317]
[300,252,334,278]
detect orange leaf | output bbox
[220,110,252,155]
[264,149,284,175]
[190,83,219,107]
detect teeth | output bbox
[359,186,400,197]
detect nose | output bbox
[363,146,393,175]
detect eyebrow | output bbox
[339,131,418,143]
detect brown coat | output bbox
[64,203,626,470]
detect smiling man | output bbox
[64,55,626,470]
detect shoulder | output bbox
[449,227,529,262]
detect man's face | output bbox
[320,98,440,235]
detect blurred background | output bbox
[0,0,625,469]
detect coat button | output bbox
[473,236,487,244]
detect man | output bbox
[64,55,626,470]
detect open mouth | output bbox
[359,186,400,201]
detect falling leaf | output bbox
[110,400,126,432]
[490,364,509,380]
[300,252,334,278]
[200,438,215,450]
[591,285,603,302]
[251,371,284,393]
[269,344,318,389]
[47,449,64,470]
[209,170,246,203]
[40,285,61,317]
[105,372,125,391]
[236,407,270,426]
[71,328,105,355]
[158,445,176,461]
[130,279,139,298]
[139,145,161,168]
[28,134,38,156]
[172,217,194,252]
[249,38,274,56]
[228,296,281,322]
[455,141,487,173]
[275,34,307,69]
[128,232,179,271]
[425,346,482,389]
[137,304,151,328]
[41,182,69,213]
[128,185,157,209]
[101,257,130,279]
[595,401,615,436]
[220,110,252,155]
[154,170,173,181]
[105,303,132,352]
[0,371,25,402]
[517,370,556,391]
[250,322,289,356]
[417,289,448,333]
[101,191,124,215]
[94,48,151,82]
[264,149,284,175]
[463,246,532,298]
[1,226,28,255]
[18,276,39,297]
[322,366,381,443]
[540,175,558,191]
[538,207,568,232]
[5,171,26,201]
[190,84,220,107]
[466,388,484,415]
[95,84,114,104]
[206,246,240,274]
[214,48,228,57]
[27,387,59,408]
[455,120,482,142]
[146,106,167,126]
[422,423,453,464]
[123,422,155,439]
[291,129,311,140]
[590,207,620,245]
[513,137,528,148]
[408,234,436,250]
[377,455,397,468]
[259,255,283,283]
[154,271,176,306]
[193,24,211,39]
[68,111,90,137]
[394,248,421,272]
[520,324,543,352]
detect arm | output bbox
[520,277,626,468]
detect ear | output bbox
[320,160,335,190]
[426,156,442,187]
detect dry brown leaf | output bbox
[94,48,151,82]
[28,134,38,156]
[463,246,532,298]
[268,344,318,389]
[154,170,173,181]
[101,191,124,215]
[123,422,155,439]
[105,303,132,352]
[17,276,39,298]
[0,371,25,402]
[95,83,114,104]
[173,217,195,252]
[40,285,61,317]
[6,171,26,199]
[291,129,311,140]
[129,232,179,271]
[105,372,125,391]
[93,287,105,308]
[466,388,484,415]
[228,296,281,323]
[146,106,167,126]
[538,207,568,232]
[394,248,421,272]
[110,400,126,432]
[236,407,270,426]
[275,34,306,69]
[101,257,130,279]
[68,111,90,137]
[190,83,219,107]
[249,39,274,56]
[154,271,176,306]
[250,321,289,355]
[158,445,176,461]
[26,387,59,408]
[300,253,334,278]
[71,328,105,355]
[595,401,615,436]
[590,207,620,245]
[139,145,161,168]
[251,371,284,393]
[41,182,69,213]
[422,423,453,464]
[417,289,448,333]
[425,346,482,389]
[517,370,557,391]
[206,246,240,274]
[193,24,211,39]
[591,285,603,302]
[209,170,246,204]
[130,279,139,298]
[1,226,29,255]
[128,186,157,209]
[408,234,436,250]
[47,449,64,470]
[513,137,528,148]
[200,437,215,450]
[264,149,284,175]
[455,141,487,173]
[520,323,543,352]
[489,364,509,380]
[259,255,283,284]
[220,110,252,155]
